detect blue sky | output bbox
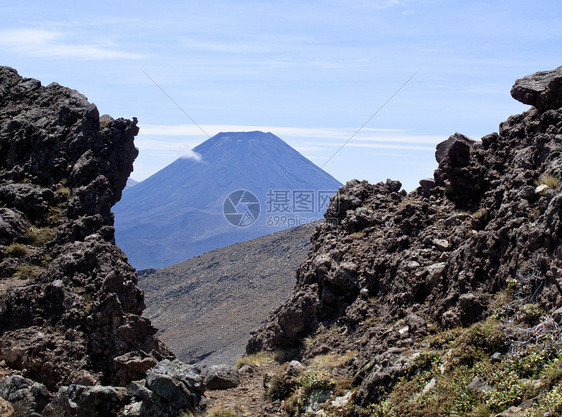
[2,0,561,190]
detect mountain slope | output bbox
[114,131,341,269]
[138,223,315,366]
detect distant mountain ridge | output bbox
[114,131,341,269]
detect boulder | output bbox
[144,360,204,414]
[510,65,562,110]
[203,365,240,390]
[0,208,29,244]
[435,133,475,166]
[0,375,49,417]
[42,385,128,417]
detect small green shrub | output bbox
[541,356,562,388]
[505,278,519,293]
[513,346,558,378]
[517,303,543,325]
[523,383,562,417]
[482,369,524,413]
[286,368,337,414]
[403,350,441,378]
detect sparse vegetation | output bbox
[365,314,562,417]
[54,185,70,198]
[471,208,487,220]
[291,368,337,413]
[444,318,506,370]
[14,264,44,279]
[310,351,357,370]
[5,243,28,257]
[204,407,237,417]
[235,352,275,369]
[27,226,56,246]
[304,324,340,349]
[536,174,560,189]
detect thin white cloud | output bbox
[182,41,269,54]
[180,148,202,161]
[138,124,441,149]
[136,126,438,164]
[300,141,435,151]
[0,28,142,60]
[347,0,402,9]
[341,142,434,151]
[139,124,405,139]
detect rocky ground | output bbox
[204,361,283,417]
[139,223,314,366]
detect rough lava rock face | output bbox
[247,66,562,408]
[511,65,562,110]
[0,67,206,416]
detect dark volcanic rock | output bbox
[247,67,562,407]
[143,360,205,415]
[0,66,173,395]
[0,375,50,417]
[203,365,240,390]
[42,384,128,417]
[0,208,29,244]
[511,65,562,110]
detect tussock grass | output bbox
[14,264,44,279]
[536,174,560,189]
[5,243,28,257]
[471,208,487,220]
[304,324,340,349]
[235,352,275,369]
[54,186,70,197]
[310,351,357,370]
[27,226,56,246]
[205,407,236,417]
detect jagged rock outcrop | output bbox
[0,67,206,416]
[247,67,562,413]
[511,65,562,110]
